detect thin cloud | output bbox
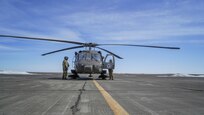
[0,0,204,42]
[0,44,22,51]
[137,39,204,45]
[58,9,204,41]
[0,0,84,42]
[0,26,83,42]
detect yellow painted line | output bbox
[93,80,129,115]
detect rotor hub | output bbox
[83,43,97,47]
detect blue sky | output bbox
[0,0,204,73]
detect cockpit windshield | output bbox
[78,52,101,61]
[91,54,101,61]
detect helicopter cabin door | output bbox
[103,54,115,69]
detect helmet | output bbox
[64,56,68,60]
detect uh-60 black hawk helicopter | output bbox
[0,35,180,79]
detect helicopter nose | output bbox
[84,65,93,73]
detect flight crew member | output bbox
[62,56,69,79]
[108,59,114,80]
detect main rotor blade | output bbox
[0,35,84,45]
[96,46,123,59]
[42,46,84,56]
[98,44,180,50]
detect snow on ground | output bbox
[158,73,204,77]
[0,70,32,75]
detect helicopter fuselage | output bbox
[74,50,103,74]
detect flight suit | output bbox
[108,69,113,80]
[108,59,114,80]
[62,59,69,79]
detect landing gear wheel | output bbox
[68,75,78,79]
[98,74,107,80]
[89,74,93,77]
[98,70,107,80]
[69,70,79,79]
[102,76,106,80]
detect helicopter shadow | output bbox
[47,77,107,81]
[47,77,63,80]
[67,77,108,81]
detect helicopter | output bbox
[0,34,180,79]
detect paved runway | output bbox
[0,73,204,115]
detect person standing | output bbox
[62,56,69,79]
[108,59,114,80]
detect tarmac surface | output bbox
[0,73,204,115]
